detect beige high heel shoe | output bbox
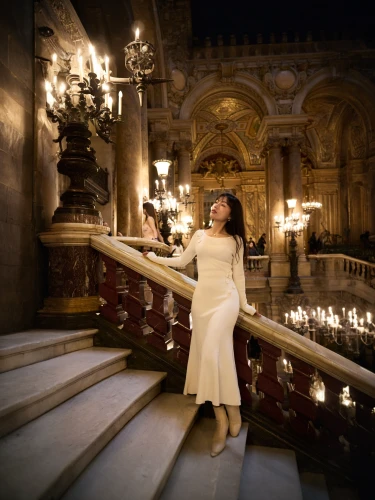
[225,405,242,437]
[211,405,229,457]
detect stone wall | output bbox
[0,1,61,334]
[0,2,37,333]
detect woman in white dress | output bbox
[144,193,260,456]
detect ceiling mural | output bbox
[192,95,262,174]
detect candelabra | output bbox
[284,306,375,369]
[178,184,195,210]
[274,199,310,294]
[44,29,170,224]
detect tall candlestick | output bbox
[118,91,123,115]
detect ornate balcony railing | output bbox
[309,254,375,290]
[91,235,375,463]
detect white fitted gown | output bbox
[146,230,256,406]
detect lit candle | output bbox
[105,56,109,82]
[53,75,57,87]
[52,53,57,70]
[78,55,84,82]
[285,313,288,325]
[162,179,166,190]
[179,185,183,197]
[135,28,140,40]
[185,184,190,194]
[367,312,372,323]
[108,95,113,113]
[342,307,345,319]
[59,83,66,95]
[155,179,159,189]
[89,44,94,72]
[118,91,123,115]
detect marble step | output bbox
[0,369,166,500]
[0,328,98,373]
[63,393,199,500]
[238,445,303,500]
[160,418,248,500]
[0,347,131,437]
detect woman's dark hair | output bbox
[216,192,246,261]
[143,202,157,219]
[174,238,182,247]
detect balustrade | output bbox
[309,254,375,289]
[93,235,375,459]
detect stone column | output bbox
[266,138,289,277]
[116,88,143,237]
[176,140,192,188]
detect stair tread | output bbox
[0,347,131,417]
[239,445,303,500]
[63,393,199,500]
[0,369,166,500]
[0,329,98,356]
[160,418,248,500]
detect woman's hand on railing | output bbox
[142,251,149,257]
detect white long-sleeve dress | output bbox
[146,229,256,406]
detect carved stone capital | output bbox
[174,140,193,154]
[149,131,169,144]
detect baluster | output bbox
[318,372,348,443]
[257,339,284,423]
[171,292,192,366]
[98,255,127,324]
[234,326,253,404]
[146,279,174,350]
[349,387,375,453]
[122,266,150,336]
[288,356,317,437]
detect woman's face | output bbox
[249,242,254,247]
[210,197,231,222]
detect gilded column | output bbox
[265,138,289,276]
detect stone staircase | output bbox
[0,329,334,499]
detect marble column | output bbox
[116,88,143,237]
[176,141,192,188]
[266,138,289,276]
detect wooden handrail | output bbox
[308,253,375,269]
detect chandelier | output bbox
[43,28,170,224]
[274,199,310,237]
[302,170,322,214]
[284,305,375,366]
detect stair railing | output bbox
[92,235,375,454]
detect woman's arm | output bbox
[232,240,259,316]
[145,230,200,268]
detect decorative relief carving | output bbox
[199,156,241,178]
[350,120,366,159]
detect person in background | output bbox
[142,202,164,242]
[170,238,184,257]
[143,192,261,458]
[257,233,266,255]
[308,232,318,254]
[248,241,260,271]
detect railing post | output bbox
[288,356,317,437]
[171,293,192,366]
[99,255,127,324]
[318,373,348,442]
[146,279,174,350]
[257,339,284,423]
[122,266,150,336]
[234,327,253,404]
